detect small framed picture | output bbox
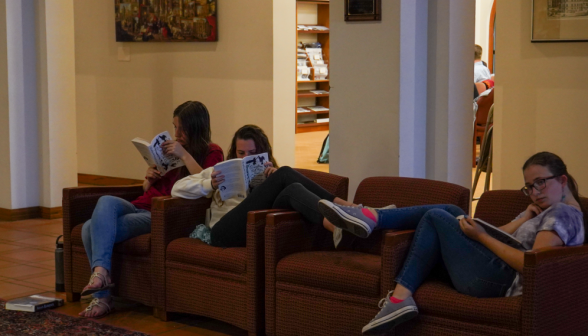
[532,0,588,42]
[345,0,381,22]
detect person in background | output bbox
[474,44,492,83]
[78,101,224,319]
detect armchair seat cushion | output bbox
[70,224,151,256]
[277,251,381,298]
[414,280,522,331]
[166,238,246,275]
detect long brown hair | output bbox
[227,125,278,167]
[173,101,212,176]
[523,152,587,240]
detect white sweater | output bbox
[171,167,243,229]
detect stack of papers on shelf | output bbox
[316,118,330,123]
[310,90,329,94]
[297,107,311,113]
[307,106,329,112]
[307,26,329,31]
[297,25,330,32]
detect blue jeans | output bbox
[376,205,517,298]
[81,195,151,298]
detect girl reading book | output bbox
[171,124,361,248]
[79,101,224,318]
[317,152,586,335]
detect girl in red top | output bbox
[78,101,223,318]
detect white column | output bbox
[272,0,296,167]
[37,0,78,209]
[0,0,40,211]
[399,0,428,178]
[425,0,474,189]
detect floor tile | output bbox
[0,260,19,269]
[16,235,61,247]
[19,273,55,287]
[20,224,63,236]
[0,243,28,253]
[28,259,56,270]
[0,265,55,279]
[0,230,44,242]
[0,280,42,300]
[0,249,54,262]
[0,219,53,230]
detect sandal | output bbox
[80,298,115,319]
[81,272,115,297]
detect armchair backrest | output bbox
[294,168,349,201]
[475,190,588,227]
[354,177,470,213]
[348,177,469,255]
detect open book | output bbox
[132,131,185,176]
[457,215,524,249]
[214,153,269,201]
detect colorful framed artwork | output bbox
[344,0,381,22]
[115,0,217,42]
[532,0,588,42]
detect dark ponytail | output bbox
[523,152,588,241]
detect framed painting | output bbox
[532,0,588,42]
[344,0,381,22]
[115,0,217,42]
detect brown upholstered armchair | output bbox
[264,177,470,336]
[387,190,588,336]
[63,185,152,305]
[150,168,349,335]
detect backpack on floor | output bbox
[317,134,329,164]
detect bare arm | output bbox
[460,218,564,273]
[161,140,203,175]
[497,203,543,234]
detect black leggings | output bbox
[210,166,336,247]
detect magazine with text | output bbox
[213,153,269,201]
[132,131,185,176]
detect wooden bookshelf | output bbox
[296,0,330,134]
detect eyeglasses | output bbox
[521,175,561,196]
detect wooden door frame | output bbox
[488,0,496,73]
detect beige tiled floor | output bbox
[0,218,246,335]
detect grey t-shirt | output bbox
[505,202,584,296]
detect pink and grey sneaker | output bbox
[318,200,378,238]
[362,291,419,335]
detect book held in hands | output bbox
[214,153,269,201]
[132,131,185,176]
[5,295,64,312]
[456,215,524,250]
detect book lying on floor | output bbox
[456,215,523,249]
[5,295,64,312]
[213,153,269,201]
[132,131,185,176]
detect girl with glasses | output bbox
[318,152,586,335]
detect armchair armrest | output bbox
[381,230,415,296]
[522,244,588,336]
[246,209,287,335]
[150,196,211,309]
[264,211,317,336]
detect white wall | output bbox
[493,0,588,190]
[329,0,401,199]
[74,1,280,180]
[475,0,494,64]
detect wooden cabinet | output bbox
[296,0,330,133]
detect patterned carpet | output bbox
[0,300,146,336]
